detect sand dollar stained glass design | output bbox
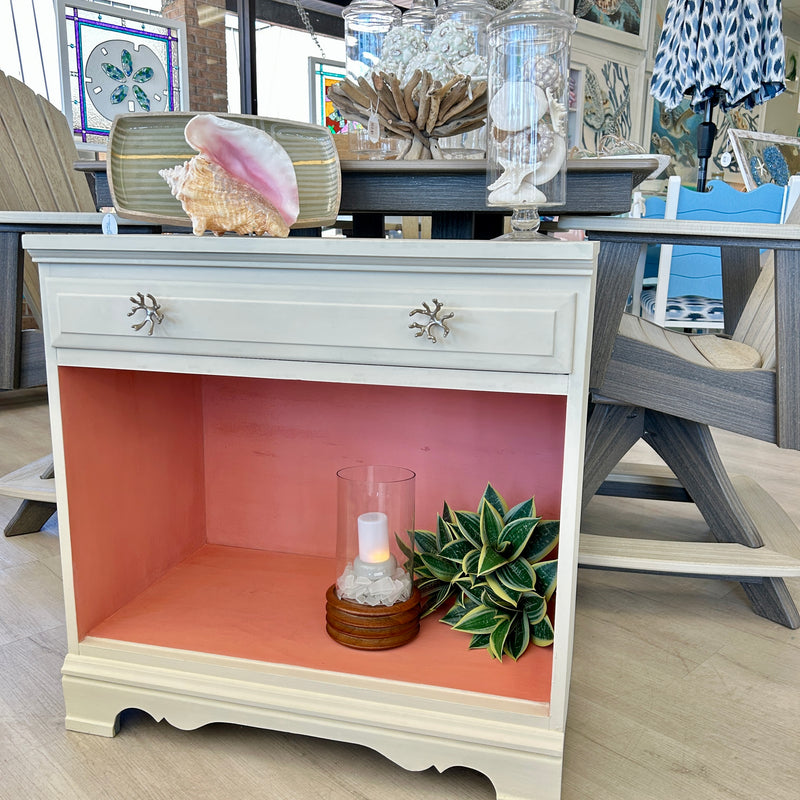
[85,40,169,118]
[61,1,186,145]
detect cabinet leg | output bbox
[63,676,123,737]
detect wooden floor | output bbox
[1,397,798,799]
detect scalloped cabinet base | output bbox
[26,235,597,800]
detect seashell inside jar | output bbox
[485,0,576,238]
[486,76,568,206]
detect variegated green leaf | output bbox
[451,604,497,634]
[488,615,512,660]
[504,497,536,524]
[420,553,461,583]
[532,559,558,601]
[496,558,536,592]
[416,577,441,594]
[102,62,126,81]
[420,584,456,617]
[481,483,508,517]
[504,611,531,660]
[476,544,508,576]
[436,514,457,550]
[455,510,482,548]
[531,613,554,646]
[442,501,457,525]
[395,532,413,560]
[440,602,471,627]
[469,633,490,650]
[109,84,128,104]
[460,583,483,607]
[496,516,540,560]
[485,574,522,608]
[132,66,154,83]
[462,548,480,575]
[454,575,476,591]
[414,529,438,554]
[479,498,504,549]
[522,593,547,625]
[440,538,474,563]
[523,519,559,562]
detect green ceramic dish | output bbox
[107,113,341,229]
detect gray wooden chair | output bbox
[556,210,800,629]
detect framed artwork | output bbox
[567,67,586,151]
[56,0,188,145]
[573,0,650,47]
[571,34,647,153]
[647,99,762,186]
[308,58,349,134]
[785,37,800,93]
[728,129,800,190]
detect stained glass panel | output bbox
[63,2,184,143]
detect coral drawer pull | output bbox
[128,293,164,335]
[408,298,454,343]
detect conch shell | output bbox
[159,114,300,237]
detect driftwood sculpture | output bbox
[328,70,487,160]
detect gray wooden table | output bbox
[76,156,661,239]
[555,216,800,402]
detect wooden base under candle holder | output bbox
[325,585,421,650]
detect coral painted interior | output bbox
[59,367,567,703]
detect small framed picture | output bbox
[786,37,800,92]
[728,129,800,190]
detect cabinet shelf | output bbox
[89,543,554,706]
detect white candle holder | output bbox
[327,465,420,650]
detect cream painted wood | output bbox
[0,454,55,502]
[579,536,800,577]
[25,234,598,800]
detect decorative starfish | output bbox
[546,88,568,138]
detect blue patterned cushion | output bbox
[640,291,724,325]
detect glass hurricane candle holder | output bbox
[485,0,576,238]
[326,465,420,650]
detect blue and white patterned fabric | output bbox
[640,291,725,326]
[650,0,785,112]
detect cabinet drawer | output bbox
[47,270,578,374]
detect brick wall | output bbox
[162,0,228,112]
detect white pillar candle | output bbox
[357,511,390,564]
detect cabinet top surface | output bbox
[23,233,597,273]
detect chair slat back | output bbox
[732,192,800,370]
[0,70,95,213]
[733,262,776,369]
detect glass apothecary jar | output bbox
[434,0,496,60]
[342,0,402,82]
[326,465,420,650]
[485,0,576,238]
[402,0,436,34]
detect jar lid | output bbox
[487,0,577,32]
[342,0,402,19]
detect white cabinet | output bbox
[26,234,597,800]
